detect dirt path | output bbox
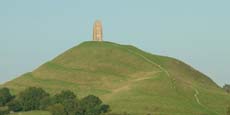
[117,45,206,107]
[193,87,220,115]
[103,71,160,99]
[112,76,154,93]
[194,88,202,105]
[110,44,213,112]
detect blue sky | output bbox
[0,0,229,86]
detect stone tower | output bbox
[93,20,103,41]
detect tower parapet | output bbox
[93,20,103,41]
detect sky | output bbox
[0,0,229,86]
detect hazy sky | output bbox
[0,0,229,86]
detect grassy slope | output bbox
[8,111,50,115]
[3,41,230,115]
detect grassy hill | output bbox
[8,111,50,115]
[2,41,230,115]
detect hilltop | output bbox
[2,41,230,115]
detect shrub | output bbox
[62,99,79,115]
[53,90,76,104]
[39,96,53,110]
[80,95,110,115]
[1,87,111,115]
[18,87,49,111]
[0,88,14,106]
[100,104,110,113]
[7,99,22,112]
[81,95,102,109]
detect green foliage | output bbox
[18,87,49,111]
[223,84,230,93]
[47,104,66,115]
[0,88,13,106]
[53,90,76,104]
[62,99,79,115]
[0,87,110,115]
[39,96,53,110]
[81,95,102,109]
[80,95,110,115]
[7,99,22,112]
[100,104,110,113]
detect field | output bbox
[8,111,50,115]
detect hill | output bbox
[2,41,230,115]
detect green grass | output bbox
[3,41,230,115]
[8,111,51,115]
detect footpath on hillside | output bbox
[110,44,219,114]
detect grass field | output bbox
[2,41,230,115]
[8,111,50,115]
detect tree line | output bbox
[0,87,110,115]
[3,85,230,115]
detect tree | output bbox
[100,104,110,113]
[223,84,230,93]
[52,90,80,115]
[47,104,66,115]
[7,99,22,112]
[80,95,110,115]
[18,87,49,111]
[81,95,102,109]
[62,99,79,115]
[39,96,53,110]
[53,90,76,104]
[0,87,14,106]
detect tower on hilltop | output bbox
[93,20,103,41]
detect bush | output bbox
[39,96,53,110]
[7,99,22,112]
[80,95,110,115]
[100,104,110,113]
[81,95,102,109]
[0,88,14,106]
[62,99,79,115]
[1,87,111,115]
[47,104,66,115]
[53,90,76,104]
[18,87,49,111]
